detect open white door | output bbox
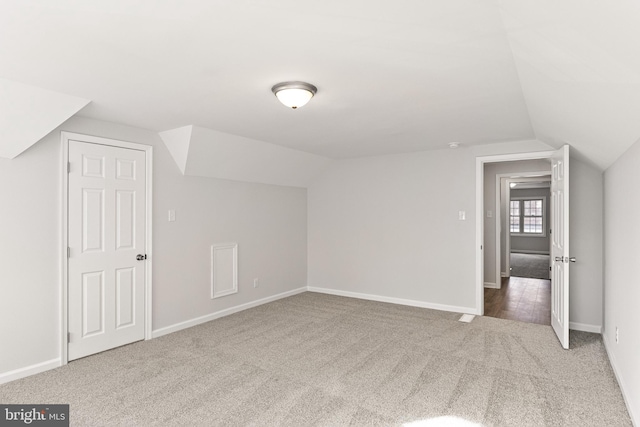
[550,145,570,349]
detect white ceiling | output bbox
[1,0,639,169]
[0,77,89,158]
[160,125,330,187]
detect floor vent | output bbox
[459,314,475,323]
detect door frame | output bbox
[495,173,551,287]
[60,131,153,365]
[475,150,555,314]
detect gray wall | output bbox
[0,116,308,376]
[510,187,551,254]
[307,147,603,330]
[604,139,640,424]
[307,140,603,328]
[308,146,482,311]
[568,157,603,332]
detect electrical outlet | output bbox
[253,278,259,288]
[615,327,619,344]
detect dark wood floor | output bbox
[484,276,551,325]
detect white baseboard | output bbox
[603,334,638,427]
[0,358,61,385]
[500,272,508,278]
[569,322,602,333]
[152,287,307,338]
[307,286,478,315]
[484,282,499,289]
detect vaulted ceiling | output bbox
[1,0,639,170]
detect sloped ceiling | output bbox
[160,125,330,187]
[498,0,640,169]
[0,78,89,159]
[1,1,639,170]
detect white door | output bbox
[550,145,570,349]
[68,140,146,360]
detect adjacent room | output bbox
[1,1,639,425]
[484,170,553,326]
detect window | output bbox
[510,197,546,236]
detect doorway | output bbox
[475,146,571,348]
[507,177,551,280]
[486,173,552,325]
[61,132,153,364]
[484,277,551,325]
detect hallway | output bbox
[484,276,551,325]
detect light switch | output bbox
[168,210,176,222]
[458,211,466,220]
[487,210,493,218]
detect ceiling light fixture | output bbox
[448,142,460,149]
[271,81,317,109]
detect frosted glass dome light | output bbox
[271,81,317,109]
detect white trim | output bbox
[512,250,550,255]
[477,151,556,164]
[60,131,153,367]
[603,334,638,426]
[144,144,153,341]
[60,139,69,366]
[504,176,510,281]
[484,282,499,289]
[495,171,551,289]
[0,359,61,385]
[210,243,238,299]
[476,157,485,315]
[152,287,307,338]
[495,175,503,289]
[307,287,478,315]
[569,322,602,333]
[476,152,555,318]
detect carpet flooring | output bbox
[510,253,550,280]
[0,292,631,426]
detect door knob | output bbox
[569,257,576,263]
[555,256,563,262]
[136,254,147,261]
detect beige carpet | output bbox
[0,292,631,426]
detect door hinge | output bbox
[67,162,70,173]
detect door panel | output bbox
[82,188,105,252]
[551,145,570,349]
[68,140,146,360]
[82,271,105,337]
[116,190,136,250]
[115,267,135,328]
